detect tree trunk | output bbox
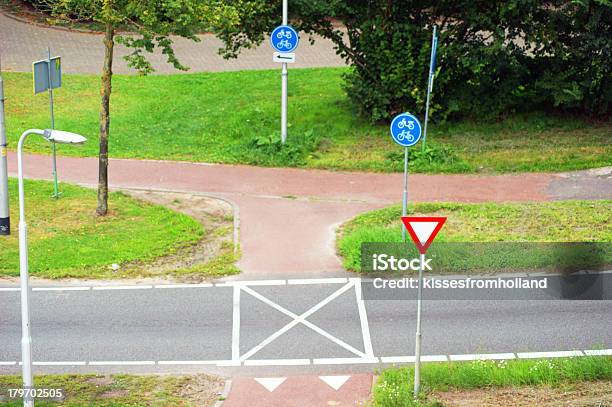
[97,20,114,216]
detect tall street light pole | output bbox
[17,129,86,407]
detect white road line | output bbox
[313,357,380,365]
[92,285,153,291]
[158,360,221,365]
[216,361,241,367]
[216,280,286,287]
[381,356,416,363]
[0,287,19,291]
[421,355,449,362]
[32,287,91,291]
[449,353,516,361]
[88,361,156,366]
[517,350,584,359]
[584,349,612,356]
[354,281,374,358]
[239,315,301,362]
[244,359,310,366]
[232,285,241,363]
[300,320,367,358]
[0,350,608,368]
[287,278,347,285]
[240,282,364,361]
[154,283,213,289]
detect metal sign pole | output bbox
[421,26,438,152]
[413,251,425,398]
[47,48,60,199]
[402,147,408,242]
[280,0,288,144]
[402,216,446,400]
[0,59,9,236]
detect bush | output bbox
[247,129,320,166]
[532,1,611,116]
[216,1,611,121]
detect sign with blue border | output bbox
[271,25,299,53]
[390,113,422,147]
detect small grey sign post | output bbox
[33,49,62,198]
[270,0,299,145]
[389,113,423,242]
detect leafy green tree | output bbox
[215,0,610,121]
[44,0,237,215]
[532,0,611,115]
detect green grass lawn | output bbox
[0,373,223,406]
[0,178,206,279]
[372,356,612,406]
[338,201,612,272]
[3,69,610,173]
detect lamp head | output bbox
[43,129,87,145]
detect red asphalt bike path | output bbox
[222,375,372,407]
[6,153,605,406]
[8,152,556,277]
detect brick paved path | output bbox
[0,11,346,74]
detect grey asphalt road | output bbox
[0,277,610,376]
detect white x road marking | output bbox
[236,280,373,363]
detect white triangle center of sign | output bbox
[319,375,350,390]
[254,377,286,392]
[409,221,439,244]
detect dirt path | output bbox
[433,380,612,406]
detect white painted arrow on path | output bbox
[254,377,286,392]
[319,375,350,391]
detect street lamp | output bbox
[17,129,86,407]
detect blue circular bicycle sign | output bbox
[390,113,422,147]
[271,25,299,52]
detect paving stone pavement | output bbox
[0,11,346,74]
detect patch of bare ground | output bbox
[176,374,226,406]
[119,190,236,281]
[432,380,612,407]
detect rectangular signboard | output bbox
[273,52,295,63]
[33,56,62,94]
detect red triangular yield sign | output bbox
[401,216,447,254]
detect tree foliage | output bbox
[215,0,611,121]
[38,0,237,215]
[43,0,237,73]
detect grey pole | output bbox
[0,62,10,236]
[16,128,85,407]
[18,129,45,407]
[413,252,425,399]
[280,0,288,144]
[401,147,408,242]
[421,26,437,151]
[47,48,59,199]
